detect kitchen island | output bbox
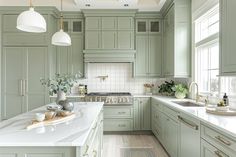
[0,102,103,157]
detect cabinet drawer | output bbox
[201,125,236,153]
[201,139,235,157]
[163,106,179,121]
[104,119,133,131]
[151,98,163,111]
[104,106,133,118]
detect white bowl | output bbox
[35,113,45,122]
[216,106,229,111]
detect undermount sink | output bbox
[172,101,205,107]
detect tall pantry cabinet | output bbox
[0,8,57,119]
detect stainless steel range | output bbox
[85,92,133,105]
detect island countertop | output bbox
[0,102,103,147]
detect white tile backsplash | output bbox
[72,63,188,94]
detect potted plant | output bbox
[40,73,82,104]
[172,84,188,99]
[144,83,154,95]
[158,80,175,96]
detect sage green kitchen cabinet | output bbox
[179,113,200,157]
[56,19,84,76]
[136,19,161,34]
[135,34,162,77]
[163,0,191,78]
[201,139,235,157]
[103,106,133,131]
[220,0,236,75]
[85,16,134,50]
[133,98,151,131]
[1,47,48,119]
[162,113,179,157]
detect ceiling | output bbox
[0,0,166,11]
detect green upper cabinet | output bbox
[101,17,117,30]
[84,14,135,50]
[136,19,161,35]
[220,0,236,75]
[133,98,151,131]
[163,0,191,78]
[135,18,162,77]
[85,17,101,30]
[56,18,84,76]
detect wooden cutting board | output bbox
[26,113,76,130]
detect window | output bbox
[195,4,236,108]
[195,5,220,96]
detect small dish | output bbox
[35,113,45,122]
[45,111,56,120]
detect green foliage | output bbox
[158,80,175,96]
[172,84,188,95]
[40,72,82,95]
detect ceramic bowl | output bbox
[35,113,45,122]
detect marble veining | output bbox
[0,102,103,146]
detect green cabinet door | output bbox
[1,47,25,119]
[140,98,151,130]
[162,114,179,157]
[1,47,48,119]
[117,31,134,50]
[101,17,117,30]
[135,35,148,76]
[118,17,134,30]
[85,17,101,30]
[71,34,84,75]
[101,31,116,49]
[149,35,162,77]
[133,98,151,130]
[57,46,70,74]
[85,31,101,49]
[133,98,141,130]
[220,0,236,74]
[26,47,48,111]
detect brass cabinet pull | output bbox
[19,79,23,96]
[178,116,198,130]
[92,122,98,130]
[215,135,232,146]
[118,124,126,127]
[118,112,126,114]
[214,150,229,157]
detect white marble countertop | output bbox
[0,102,103,147]
[152,96,236,139]
[49,93,85,98]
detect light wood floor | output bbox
[103,134,169,157]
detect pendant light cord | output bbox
[60,0,64,30]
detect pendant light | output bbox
[17,0,46,33]
[51,0,71,46]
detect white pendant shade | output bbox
[51,29,71,46]
[17,7,46,33]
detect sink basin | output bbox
[172,101,204,107]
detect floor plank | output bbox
[103,134,169,157]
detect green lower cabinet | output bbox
[162,114,179,157]
[104,106,133,131]
[133,98,151,131]
[201,139,235,157]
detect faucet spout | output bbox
[189,82,200,103]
